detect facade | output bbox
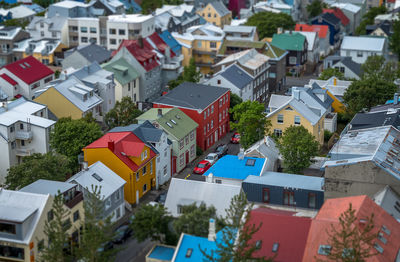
[8,5,35,22]
[271,32,308,68]
[0,56,54,100]
[323,55,363,80]
[311,13,341,47]
[67,161,126,223]
[136,108,198,174]
[197,2,232,28]
[0,98,55,184]
[26,16,69,46]
[47,0,123,18]
[323,7,350,34]
[331,3,362,34]
[242,172,324,209]
[154,4,202,33]
[153,82,230,151]
[340,36,387,64]
[0,26,30,67]
[67,17,105,47]
[373,185,400,221]
[14,39,66,66]
[263,42,288,95]
[62,43,112,69]
[244,136,280,171]
[83,130,157,204]
[292,31,319,64]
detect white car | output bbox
[204,153,219,165]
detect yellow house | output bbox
[197,2,232,28]
[22,39,66,66]
[173,24,225,74]
[83,131,157,205]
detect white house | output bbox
[340,36,387,64]
[26,16,69,45]
[0,98,55,184]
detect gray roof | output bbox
[220,64,253,90]
[332,56,362,77]
[20,179,76,196]
[244,136,280,171]
[27,16,68,32]
[110,121,164,143]
[154,82,229,111]
[65,43,112,64]
[315,12,341,26]
[341,36,386,52]
[348,109,400,131]
[209,1,230,16]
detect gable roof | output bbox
[3,56,53,85]
[109,121,164,146]
[295,24,329,38]
[215,48,269,70]
[20,179,76,196]
[244,136,280,171]
[313,12,341,26]
[347,109,400,131]
[288,31,317,51]
[208,1,230,16]
[323,7,350,26]
[217,40,266,55]
[147,32,176,58]
[153,82,229,111]
[66,43,112,64]
[341,36,386,52]
[159,30,182,55]
[332,56,362,77]
[0,73,17,85]
[219,64,253,89]
[264,41,287,59]
[271,32,306,51]
[102,57,139,85]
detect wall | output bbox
[340,48,384,64]
[197,4,231,27]
[155,132,172,188]
[206,75,252,101]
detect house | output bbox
[214,49,270,104]
[323,55,363,80]
[366,21,393,38]
[0,189,52,262]
[102,57,140,103]
[217,39,266,57]
[303,195,400,262]
[34,76,103,121]
[263,42,288,94]
[311,12,341,47]
[323,126,400,199]
[286,30,319,64]
[253,0,296,19]
[26,16,69,46]
[108,121,172,189]
[340,36,387,64]
[67,161,126,222]
[154,4,202,33]
[228,0,250,18]
[246,207,313,262]
[136,108,198,174]
[47,0,122,18]
[83,130,158,204]
[19,179,84,248]
[244,136,280,171]
[373,185,400,221]
[203,155,267,186]
[165,178,241,217]
[331,3,362,34]
[66,16,104,47]
[222,25,258,41]
[205,64,254,102]
[13,39,67,66]
[323,7,350,34]
[242,172,324,209]
[146,245,176,262]
[0,98,55,183]
[306,77,352,113]
[271,32,308,69]
[295,24,330,56]
[0,26,29,67]
[8,5,36,22]
[172,24,225,74]
[153,82,230,151]
[62,43,112,69]
[197,2,232,28]
[0,56,54,100]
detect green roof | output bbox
[271,33,306,52]
[218,40,266,55]
[136,108,198,140]
[102,58,139,86]
[264,42,287,59]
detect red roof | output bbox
[85,131,157,171]
[111,39,160,72]
[323,8,350,26]
[295,24,329,38]
[303,195,400,262]
[147,32,176,58]
[246,208,312,262]
[3,56,53,85]
[0,73,17,86]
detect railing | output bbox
[65,191,83,209]
[15,130,33,140]
[162,63,180,70]
[15,148,34,156]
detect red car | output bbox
[193,160,212,175]
[230,132,241,144]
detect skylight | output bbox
[185,248,193,258]
[245,159,255,166]
[318,245,331,256]
[166,122,173,128]
[381,225,391,235]
[19,64,25,69]
[92,173,103,182]
[24,62,30,67]
[170,119,177,125]
[374,243,384,254]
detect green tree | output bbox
[168,58,201,89]
[318,68,345,80]
[390,14,400,60]
[277,125,319,174]
[355,6,386,35]
[230,101,271,149]
[322,203,378,262]
[2,19,29,29]
[141,0,163,14]
[245,12,295,39]
[40,193,71,262]
[104,96,142,129]
[50,117,102,170]
[307,0,323,18]
[229,93,243,110]
[361,55,399,81]
[5,152,70,190]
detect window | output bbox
[89,27,97,33]
[150,161,153,173]
[272,243,279,253]
[0,223,16,234]
[115,189,120,201]
[80,27,87,33]
[11,141,16,149]
[110,38,116,45]
[294,116,301,125]
[73,211,80,222]
[190,144,195,157]
[269,72,276,78]
[63,219,71,230]
[207,108,210,117]
[219,113,221,122]
[211,120,213,129]
[109,28,116,34]
[274,129,282,137]
[90,38,97,44]
[185,135,189,145]
[105,198,111,210]
[207,123,210,132]
[141,150,148,161]
[308,193,316,208]
[136,172,139,181]
[179,139,184,149]
[204,126,206,135]
[116,207,121,218]
[81,37,88,43]
[41,31,44,37]
[10,125,14,133]
[177,205,183,214]
[52,31,57,37]
[246,159,255,166]
[211,105,214,113]
[277,114,284,123]
[179,154,184,166]
[283,191,294,206]
[190,130,195,141]
[21,140,25,147]
[219,98,222,107]
[289,56,297,65]
[119,29,125,35]
[210,41,217,48]
[47,210,54,221]
[318,245,331,255]
[143,165,147,175]
[357,51,363,57]
[208,13,211,17]
[204,112,206,119]
[197,41,202,48]
[163,165,168,175]
[143,183,147,193]
[262,188,270,203]
[217,79,221,84]
[38,239,44,252]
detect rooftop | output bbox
[147,245,175,261]
[347,108,400,131]
[219,64,253,89]
[341,36,386,52]
[295,24,329,38]
[20,179,76,196]
[271,32,306,51]
[102,57,139,85]
[65,43,112,64]
[108,13,154,23]
[3,56,53,85]
[215,48,269,70]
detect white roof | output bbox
[52,0,88,8]
[0,26,22,40]
[108,14,154,23]
[307,77,352,97]
[341,36,386,52]
[255,0,291,9]
[173,23,225,41]
[216,49,269,70]
[9,5,35,18]
[165,178,241,217]
[155,4,194,17]
[0,189,50,244]
[0,8,9,16]
[331,3,361,13]
[67,161,126,199]
[290,31,317,51]
[268,94,292,110]
[230,18,247,26]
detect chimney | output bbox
[333,77,337,86]
[82,161,89,171]
[238,148,244,160]
[206,173,214,183]
[277,27,283,34]
[208,218,216,241]
[300,26,303,31]
[292,89,300,100]
[394,93,399,105]
[60,70,67,80]
[108,140,114,152]
[157,108,163,117]
[138,36,144,48]
[2,101,7,111]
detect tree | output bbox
[307,0,323,18]
[229,93,243,110]
[5,152,70,190]
[104,96,142,129]
[277,125,319,174]
[390,14,400,60]
[50,117,102,169]
[168,58,201,89]
[361,55,399,82]
[230,101,270,149]
[245,12,295,39]
[40,193,71,262]
[323,203,378,262]
[318,68,345,80]
[355,6,386,35]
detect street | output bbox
[114,238,154,262]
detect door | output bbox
[185,150,189,165]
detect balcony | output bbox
[15,130,32,140]
[65,191,84,209]
[176,54,184,62]
[193,49,216,56]
[195,61,213,67]
[162,62,181,70]
[15,148,34,157]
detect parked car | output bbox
[113,225,133,244]
[156,192,167,205]
[97,241,114,253]
[214,144,228,158]
[193,160,212,175]
[204,153,219,165]
[230,132,240,144]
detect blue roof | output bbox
[220,64,253,90]
[159,30,182,56]
[385,98,400,104]
[203,155,265,180]
[118,0,142,12]
[148,245,175,260]
[1,0,17,4]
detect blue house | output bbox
[203,155,266,186]
[159,30,182,56]
[242,172,324,209]
[311,13,341,46]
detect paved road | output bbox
[114,237,154,262]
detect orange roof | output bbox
[303,195,400,262]
[295,24,329,39]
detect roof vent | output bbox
[175,114,181,119]
[246,159,255,166]
[185,248,193,258]
[349,132,358,138]
[92,173,103,182]
[121,152,127,156]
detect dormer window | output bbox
[83,94,87,101]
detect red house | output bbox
[153,82,230,151]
